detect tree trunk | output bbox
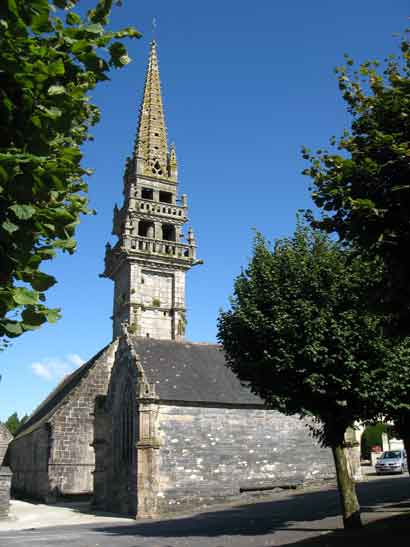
[402,434,410,474]
[331,443,362,529]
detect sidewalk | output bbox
[0,499,133,531]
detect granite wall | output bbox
[0,467,12,520]
[47,342,117,497]
[93,342,140,516]
[94,397,335,518]
[8,425,50,500]
[154,404,334,514]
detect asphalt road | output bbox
[1,475,409,547]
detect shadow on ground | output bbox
[89,476,410,541]
[277,512,410,546]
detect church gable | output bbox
[13,344,113,440]
[9,341,118,499]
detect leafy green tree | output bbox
[0,0,140,346]
[4,412,19,435]
[302,32,410,334]
[218,224,386,529]
[4,411,28,435]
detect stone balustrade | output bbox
[135,198,187,220]
[128,236,196,260]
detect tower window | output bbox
[162,223,176,242]
[138,220,155,238]
[141,187,153,200]
[159,191,173,204]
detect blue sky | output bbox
[1,0,409,421]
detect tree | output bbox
[0,1,140,346]
[302,32,410,334]
[4,411,27,435]
[217,224,387,529]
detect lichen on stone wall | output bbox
[128,322,138,334]
[177,310,187,336]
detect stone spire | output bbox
[103,40,201,341]
[134,40,168,178]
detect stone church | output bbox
[8,41,334,517]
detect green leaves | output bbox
[6,0,19,19]
[66,12,82,26]
[2,219,18,233]
[3,321,23,337]
[47,85,66,96]
[9,204,35,219]
[12,287,38,306]
[30,272,56,291]
[0,0,141,344]
[303,31,410,334]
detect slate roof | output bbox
[13,337,263,440]
[129,337,264,406]
[14,344,110,439]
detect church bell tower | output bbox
[103,41,200,340]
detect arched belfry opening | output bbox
[162,224,176,242]
[138,220,155,238]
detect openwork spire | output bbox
[134,40,168,177]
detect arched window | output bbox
[120,387,134,464]
[138,220,154,238]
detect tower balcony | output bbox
[128,235,196,260]
[133,198,187,221]
[103,236,197,277]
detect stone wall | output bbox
[93,341,140,516]
[153,405,334,514]
[47,342,118,497]
[0,423,12,465]
[8,425,50,500]
[0,467,12,520]
[95,399,334,518]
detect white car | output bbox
[375,449,407,475]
